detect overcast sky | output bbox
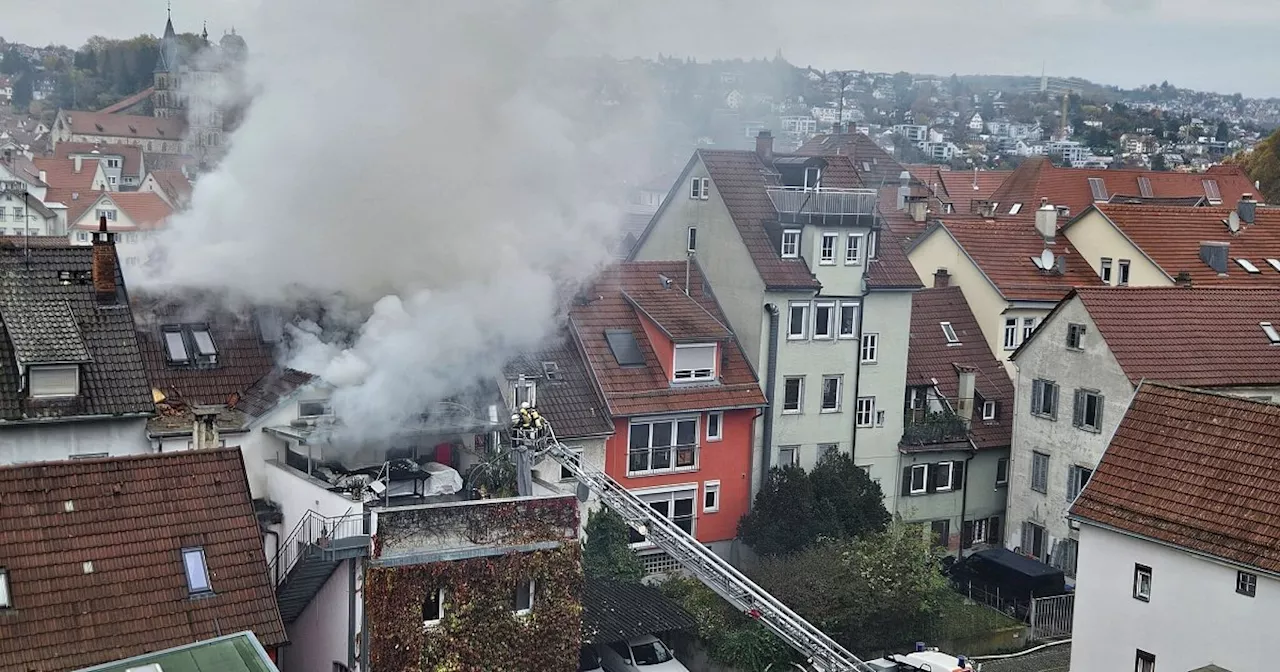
[4,0,1277,97]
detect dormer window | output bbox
[514,378,537,406]
[28,365,79,398]
[781,229,801,258]
[673,344,716,382]
[298,400,332,418]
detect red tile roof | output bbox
[865,225,924,290]
[74,192,173,230]
[989,157,1257,217]
[907,287,1014,449]
[570,261,765,417]
[1071,286,1280,388]
[1084,203,1280,286]
[924,216,1105,302]
[1071,383,1280,574]
[33,157,102,223]
[623,289,732,342]
[696,150,820,291]
[796,131,908,188]
[59,110,185,142]
[96,86,156,115]
[148,169,193,205]
[938,169,1012,215]
[0,450,288,671]
[54,141,143,178]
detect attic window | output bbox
[1262,322,1280,344]
[29,365,79,398]
[1008,203,1022,215]
[1236,259,1261,274]
[190,327,217,359]
[605,329,645,367]
[0,568,9,608]
[1088,178,1108,202]
[1203,179,1222,204]
[254,307,284,343]
[298,400,332,418]
[673,344,716,382]
[941,322,959,344]
[162,327,188,363]
[541,361,561,380]
[1268,259,1280,273]
[1138,176,1154,198]
[181,547,212,595]
[514,378,536,407]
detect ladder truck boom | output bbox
[508,404,875,672]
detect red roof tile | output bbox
[907,287,1014,449]
[505,333,614,439]
[0,450,288,671]
[96,87,156,115]
[1086,203,1280,286]
[796,132,908,187]
[1073,286,1280,388]
[148,169,193,205]
[865,226,923,290]
[1071,383,1280,574]
[937,170,1011,215]
[989,157,1257,217]
[33,157,102,223]
[74,192,173,230]
[697,150,820,291]
[54,141,143,178]
[570,261,765,417]
[926,216,1106,302]
[59,110,185,142]
[623,289,731,342]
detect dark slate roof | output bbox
[581,578,696,645]
[1071,383,1280,575]
[0,449,288,671]
[505,331,613,439]
[235,368,315,419]
[0,239,152,422]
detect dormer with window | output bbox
[0,298,92,401]
[673,343,717,383]
[513,375,537,408]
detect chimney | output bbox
[755,130,774,164]
[896,171,911,210]
[1175,271,1193,287]
[956,367,976,428]
[1035,198,1057,242]
[192,405,224,451]
[91,215,117,304]
[1199,241,1229,275]
[37,169,46,183]
[933,268,950,288]
[73,155,82,173]
[907,196,927,222]
[1238,193,1257,224]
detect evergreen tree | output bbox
[582,507,643,582]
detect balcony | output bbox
[628,443,698,477]
[766,186,879,226]
[901,409,971,448]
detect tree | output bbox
[582,507,643,582]
[1216,120,1230,142]
[1150,153,1167,172]
[10,72,31,110]
[661,577,795,671]
[0,49,27,75]
[1232,127,1280,204]
[738,451,890,556]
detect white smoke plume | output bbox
[138,1,665,442]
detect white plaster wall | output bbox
[265,461,365,545]
[1071,524,1274,672]
[858,289,913,513]
[0,417,151,464]
[283,557,360,672]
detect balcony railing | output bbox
[268,509,368,587]
[766,186,879,217]
[901,409,971,446]
[628,443,698,476]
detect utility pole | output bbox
[833,70,852,129]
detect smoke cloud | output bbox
[138,1,664,442]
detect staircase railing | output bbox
[269,508,368,587]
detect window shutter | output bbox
[989,516,1001,546]
[1096,394,1105,428]
[953,460,965,491]
[1020,523,1031,553]
[1072,389,1084,427]
[927,463,938,493]
[1050,383,1059,420]
[1031,381,1042,414]
[1067,467,1076,500]
[962,520,974,548]
[901,467,912,496]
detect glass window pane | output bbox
[652,421,673,447]
[183,548,210,593]
[629,424,650,450]
[676,419,696,445]
[163,330,188,362]
[191,329,216,356]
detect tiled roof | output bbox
[54,141,143,178]
[989,156,1257,217]
[504,332,613,439]
[795,131,908,188]
[95,86,157,115]
[696,150,820,290]
[570,261,765,417]
[0,240,153,421]
[60,110,185,142]
[235,368,315,419]
[907,287,1014,449]
[73,192,173,230]
[865,226,923,290]
[1087,203,1280,286]
[33,157,101,223]
[623,289,731,342]
[1070,383,1280,575]
[1072,286,1280,387]
[0,297,91,365]
[1,154,47,186]
[937,170,1011,215]
[927,216,1105,301]
[582,578,696,644]
[0,449,288,671]
[148,169,193,206]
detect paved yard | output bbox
[978,644,1071,672]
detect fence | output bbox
[951,578,1031,622]
[268,509,368,586]
[1028,593,1074,641]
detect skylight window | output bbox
[1138,176,1154,198]
[941,322,959,344]
[1088,178,1108,202]
[1236,258,1261,274]
[605,329,645,366]
[1268,259,1280,273]
[1263,323,1280,344]
[1203,179,1222,204]
[190,327,217,357]
[0,568,10,608]
[1008,203,1022,215]
[162,328,188,363]
[542,361,561,380]
[182,547,212,595]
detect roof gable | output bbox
[61,111,185,142]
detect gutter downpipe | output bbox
[762,303,780,482]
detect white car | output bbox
[598,635,690,672]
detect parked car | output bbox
[598,635,689,671]
[579,645,605,672]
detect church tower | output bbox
[153,6,180,119]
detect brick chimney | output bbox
[73,155,82,173]
[933,268,950,288]
[192,405,224,450]
[91,215,117,304]
[1238,193,1257,225]
[755,130,774,164]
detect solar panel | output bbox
[605,329,645,366]
[1087,178,1108,202]
[1138,176,1153,198]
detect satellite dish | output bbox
[1040,248,1055,270]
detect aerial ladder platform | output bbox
[508,404,877,672]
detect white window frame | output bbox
[935,461,955,491]
[28,364,79,398]
[838,302,858,339]
[860,332,879,363]
[778,445,799,467]
[845,233,863,265]
[867,231,879,260]
[787,302,809,340]
[971,518,990,544]
[812,302,835,340]
[781,229,801,258]
[981,399,996,420]
[782,377,804,414]
[1133,564,1152,602]
[909,463,928,494]
[818,232,838,265]
[423,587,446,626]
[1136,650,1155,672]
[1002,317,1019,350]
[820,375,842,413]
[706,411,723,442]
[1263,322,1280,344]
[633,487,698,542]
[0,568,8,608]
[513,578,535,615]
[1100,257,1113,284]
[1118,259,1131,284]
[1237,570,1258,597]
[996,457,1009,486]
[1021,317,1037,342]
[559,448,582,481]
[627,417,700,476]
[703,480,721,513]
[690,177,710,200]
[941,321,959,344]
[673,343,717,382]
[804,166,821,189]
[855,396,875,427]
[686,226,697,253]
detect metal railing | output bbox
[268,508,367,587]
[901,409,971,446]
[1028,593,1074,641]
[951,578,1032,622]
[766,186,878,216]
[628,443,698,475]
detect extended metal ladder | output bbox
[519,421,875,672]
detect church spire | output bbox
[163,1,176,39]
[201,20,208,42]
